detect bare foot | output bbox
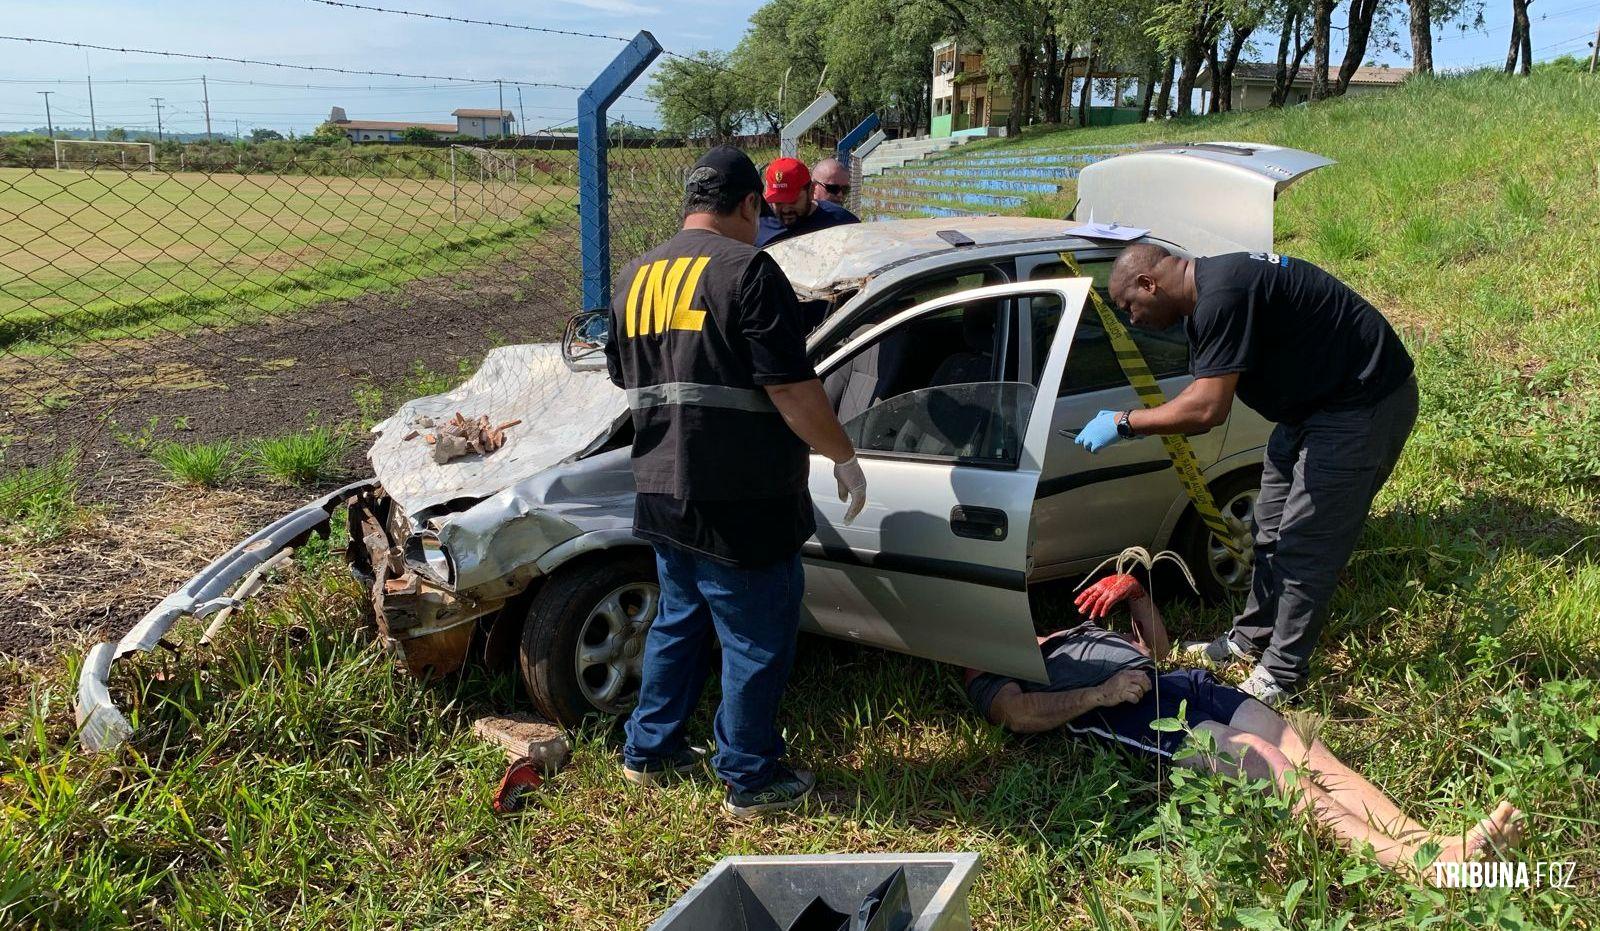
[1428,801,1527,872]
[1464,801,1526,859]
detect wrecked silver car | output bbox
[78,143,1332,746]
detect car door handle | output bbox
[950,506,1008,541]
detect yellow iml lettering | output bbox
[623,264,649,338]
[627,255,710,338]
[668,256,711,332]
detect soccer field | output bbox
[0,164,574,349]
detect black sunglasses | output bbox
[816,182,852,195]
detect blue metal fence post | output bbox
[835,113,880,170]
[578,30,662,312]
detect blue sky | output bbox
[1,0,1595,137]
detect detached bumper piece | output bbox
[75,480,376,752]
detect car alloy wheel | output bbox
[573,581,659,714]
[1206,487,1258,593]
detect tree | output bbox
[1147,0,1231,116]
[1309,0,1334,100]
[647,50,754,138]
[1335,0,1386,93]
[106,127,128,141]
[250,128,285,143]
[1267,0,1316,105]
[1504,0,1533,74]
[399,126,437,143]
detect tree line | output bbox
[647,0,1546,139]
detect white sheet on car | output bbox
[369,343,626,516]
[768,216,1077,300]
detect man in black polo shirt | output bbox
[1073,244,1417,706]
[604,145,867,817]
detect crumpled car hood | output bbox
[368,343,626,518]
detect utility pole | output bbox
[497,79,505,137]
[234,118,241,140]
[86,54,98,140]
[151,97,165,141]
[202,74,213,140]
[516,85,525,132]
[1589,22,1599,73]
[37,91,55,139]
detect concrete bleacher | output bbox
[858,144,1141,220]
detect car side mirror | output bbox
[561,310,610,372]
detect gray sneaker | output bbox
[622,746,707,788]
[723,766,816,818]
[1238,666,1293,709]
[1182,634,1254,666]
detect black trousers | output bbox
[1229,376,1420,688]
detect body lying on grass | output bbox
[964,573,1525,882]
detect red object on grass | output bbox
[493,757,544,814]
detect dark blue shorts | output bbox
[1064,668,1251,759]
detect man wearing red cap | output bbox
[756,156,859,248]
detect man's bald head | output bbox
[810,157,851,204]
[1106,243,1194,331]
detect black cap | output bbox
[685,145,762,202]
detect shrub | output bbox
[0,452,80,542]
[151,440,238,487]
[247,427,354,486]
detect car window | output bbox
[826,292,1064,467]
[812,263,1009,362]
[1025,257,1189,394]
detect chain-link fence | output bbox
[0,126,839,520]
[0,139,595,513]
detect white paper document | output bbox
[1065,222,1150,241]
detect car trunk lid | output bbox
[1074,142,1333,256]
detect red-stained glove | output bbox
[1074,573,1145,620]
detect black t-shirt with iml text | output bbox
[1186,252,1414,425]
[604,228,819,567]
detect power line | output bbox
[307,0,632,43]
[0,34,593,93]
[301,0,772,93]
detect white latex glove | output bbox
[833,456,867,525]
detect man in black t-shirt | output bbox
[1072,244,1418,706]
[603,145,867,817]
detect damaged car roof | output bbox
[766,216,1084,300]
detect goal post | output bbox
[54,139,156,171]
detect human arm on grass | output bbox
[985,671,1151,734]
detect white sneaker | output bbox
[1238,666,1292,709]
[1181,634,1254,666]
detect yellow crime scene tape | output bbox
[1056,252,1247,563]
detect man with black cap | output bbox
[604,145,868,817]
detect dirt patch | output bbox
[0,482,299,662]
[1,234,581,662]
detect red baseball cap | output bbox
[763,157,810,204]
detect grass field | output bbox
[0,163,573,350]
[4,70,1600,929]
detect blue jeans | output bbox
[623,543,805,794]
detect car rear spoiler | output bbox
[1075,142,1334,256]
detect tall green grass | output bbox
[4,70,1600,929]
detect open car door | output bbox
[800,279,1092,683]
[1075,142,1334,256]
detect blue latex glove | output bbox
[1075,410,1124,453]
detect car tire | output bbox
[1178,467,1263,603]
[518,552,659,727]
